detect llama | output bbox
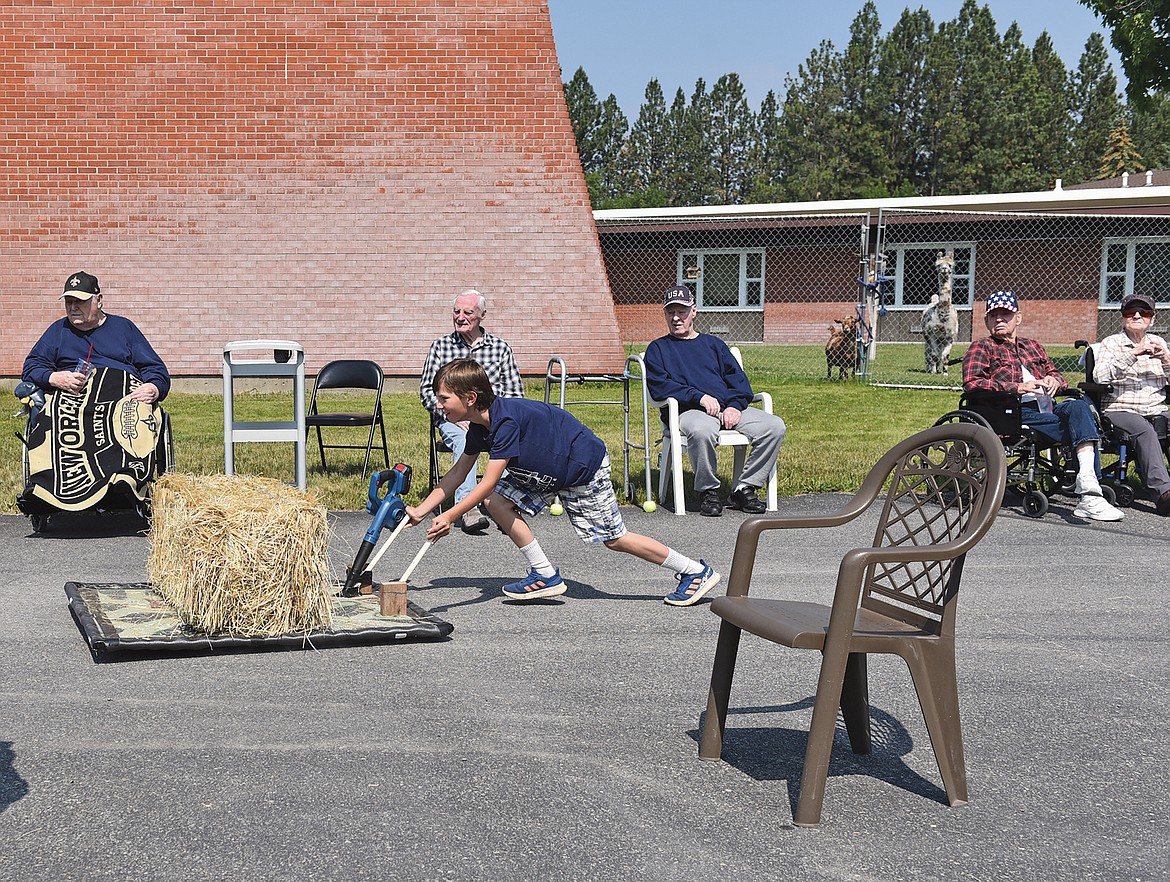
[922,249,959,374]
[825,315,859,380]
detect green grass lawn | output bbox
[1,378,959,514]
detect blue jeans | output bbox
[438,420,478,504]
[1022,399,1100,475]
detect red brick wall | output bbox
[0,1,623,378]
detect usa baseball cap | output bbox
[985,290,1018,313]
[664,285,696,308]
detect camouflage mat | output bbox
[65,582,453,655]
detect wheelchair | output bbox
[14,368,174,532]
[1076,340,1170,508]
[934,388,1116,518]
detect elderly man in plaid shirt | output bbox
[963,290,1123,522]
[420,289,523,533]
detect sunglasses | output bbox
[1122,308,1155,318]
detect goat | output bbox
[922,249,959,374]
[825,315,859,380]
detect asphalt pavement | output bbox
[1,491,1167,882]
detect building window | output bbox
[889,244,974,308]
[1101,238,1170,306]
[677,249,765,310]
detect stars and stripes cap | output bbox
[985,290,1018,313]
[60,271,100,300]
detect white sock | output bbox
[661,548,703,576]
[519,539,557,577]
[1077,446,1099,492]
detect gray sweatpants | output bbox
[676,406,786,494]
[1104,409,1170,496]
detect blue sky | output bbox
[546,0,1122,116]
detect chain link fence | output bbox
[597,208,1170,388]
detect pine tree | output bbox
[1068,32,1122,184]
[991,23,1047,193]
[624,79,671,201]
[1030,32,1073,187]
[709,73,755,204]
[929,1,1008,196]
[1098,116,1144,178]
[747,90,785,202]
[668,80,717,205]
[835,1,892,197]
[779,40,844,201]
[874,7,934,195]
[563,67,604,173]
[587,95,631,204]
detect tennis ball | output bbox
[643,500,657,513]
[549,502,565,516]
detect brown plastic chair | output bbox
[698,422,1006,826]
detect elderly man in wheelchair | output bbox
[16,271,172,531]
[961,290,1123,522]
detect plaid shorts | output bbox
[493,454,627,544]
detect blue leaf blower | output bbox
[342,463,413,596]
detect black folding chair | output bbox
[305,360,389,480]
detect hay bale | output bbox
[147,473,334,636]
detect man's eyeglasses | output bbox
[1123,308,1155,318]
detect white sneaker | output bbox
[1073,474,1102,497]
[1073,494,1124,521]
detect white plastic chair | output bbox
[636,346,779,516]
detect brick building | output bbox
[597,180,1170,352]
[0,1,623,381]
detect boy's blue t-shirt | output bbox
[464,397,606,493]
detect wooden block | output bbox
[379,580,407,617]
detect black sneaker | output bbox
[726,487,766,514]
[699,489,723,517]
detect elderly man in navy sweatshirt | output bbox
[23,271,170,404]
[644,285,786,517]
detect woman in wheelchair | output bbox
[1092,292,1170,516]
[963,290,1124,522]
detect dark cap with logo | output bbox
[664,285,696,308]
[61,271,101,300]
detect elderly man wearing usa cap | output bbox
[644,284,786,517]
[963,290,1123,522]
[22,271,170,404]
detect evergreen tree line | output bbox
[564,0,1170,209]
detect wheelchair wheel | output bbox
[28,513,50,533]
[1022,490,1048,518]
[934,409,994,430]
[1105,481,1136,507]
[155,411,175,475]
[1100,483,1117,506]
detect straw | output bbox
[147,473,333,637]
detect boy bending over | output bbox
[406,359,720,607]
